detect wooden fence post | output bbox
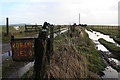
[46,25,54,64]
[50,25,54,54]
[59,26,60,35]
[119,26,120,37]
[68,26,69,36]
[6,17,9,35]
[25,24,27,32]
[34,22,49,79]
[34,30,42,79]
[73,23,76,32]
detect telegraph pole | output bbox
[118,2,120,37]
[79,13,80,25]
[6,17,9,35]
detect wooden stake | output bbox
[34,22,49,79]
[50,25,54,54]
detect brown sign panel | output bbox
[11,38,35,61]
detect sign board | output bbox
[11,38,35,61]
[25,25,41,32]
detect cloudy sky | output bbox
[0,0,120,25]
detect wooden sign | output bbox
[25,25,41,32]
[11,38,35,61]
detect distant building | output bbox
[14,26,19,30]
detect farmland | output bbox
[1,24,120,79]
[2,26,39,43]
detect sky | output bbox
[0,0,120,25]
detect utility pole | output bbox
[118,1,120,37]
[79,13,80,25]
[6,17,9,35]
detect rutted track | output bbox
[85,29,120,79]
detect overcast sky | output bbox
[0,0,120,25]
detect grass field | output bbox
[2,26,25,33]
[2,26,39,43]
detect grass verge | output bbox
[21,27,105,79]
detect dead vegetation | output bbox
[45,27,102,79]
[22,26,104,79]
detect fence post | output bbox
[25,24,27,32]
[47,25,54,64]
[6,17,9,35]
[59,26,60,35]
[73,23,76,32]
[68,26,69,36]
[34,22,49,79]
[34,30,42,79]
[69,25,73,38]
[50,25,54,54]
[72,24,75,32]
[118,26,120,38]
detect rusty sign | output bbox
[11,38,35,61]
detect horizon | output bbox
[1,0,120,25]
[0,23,119,26]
